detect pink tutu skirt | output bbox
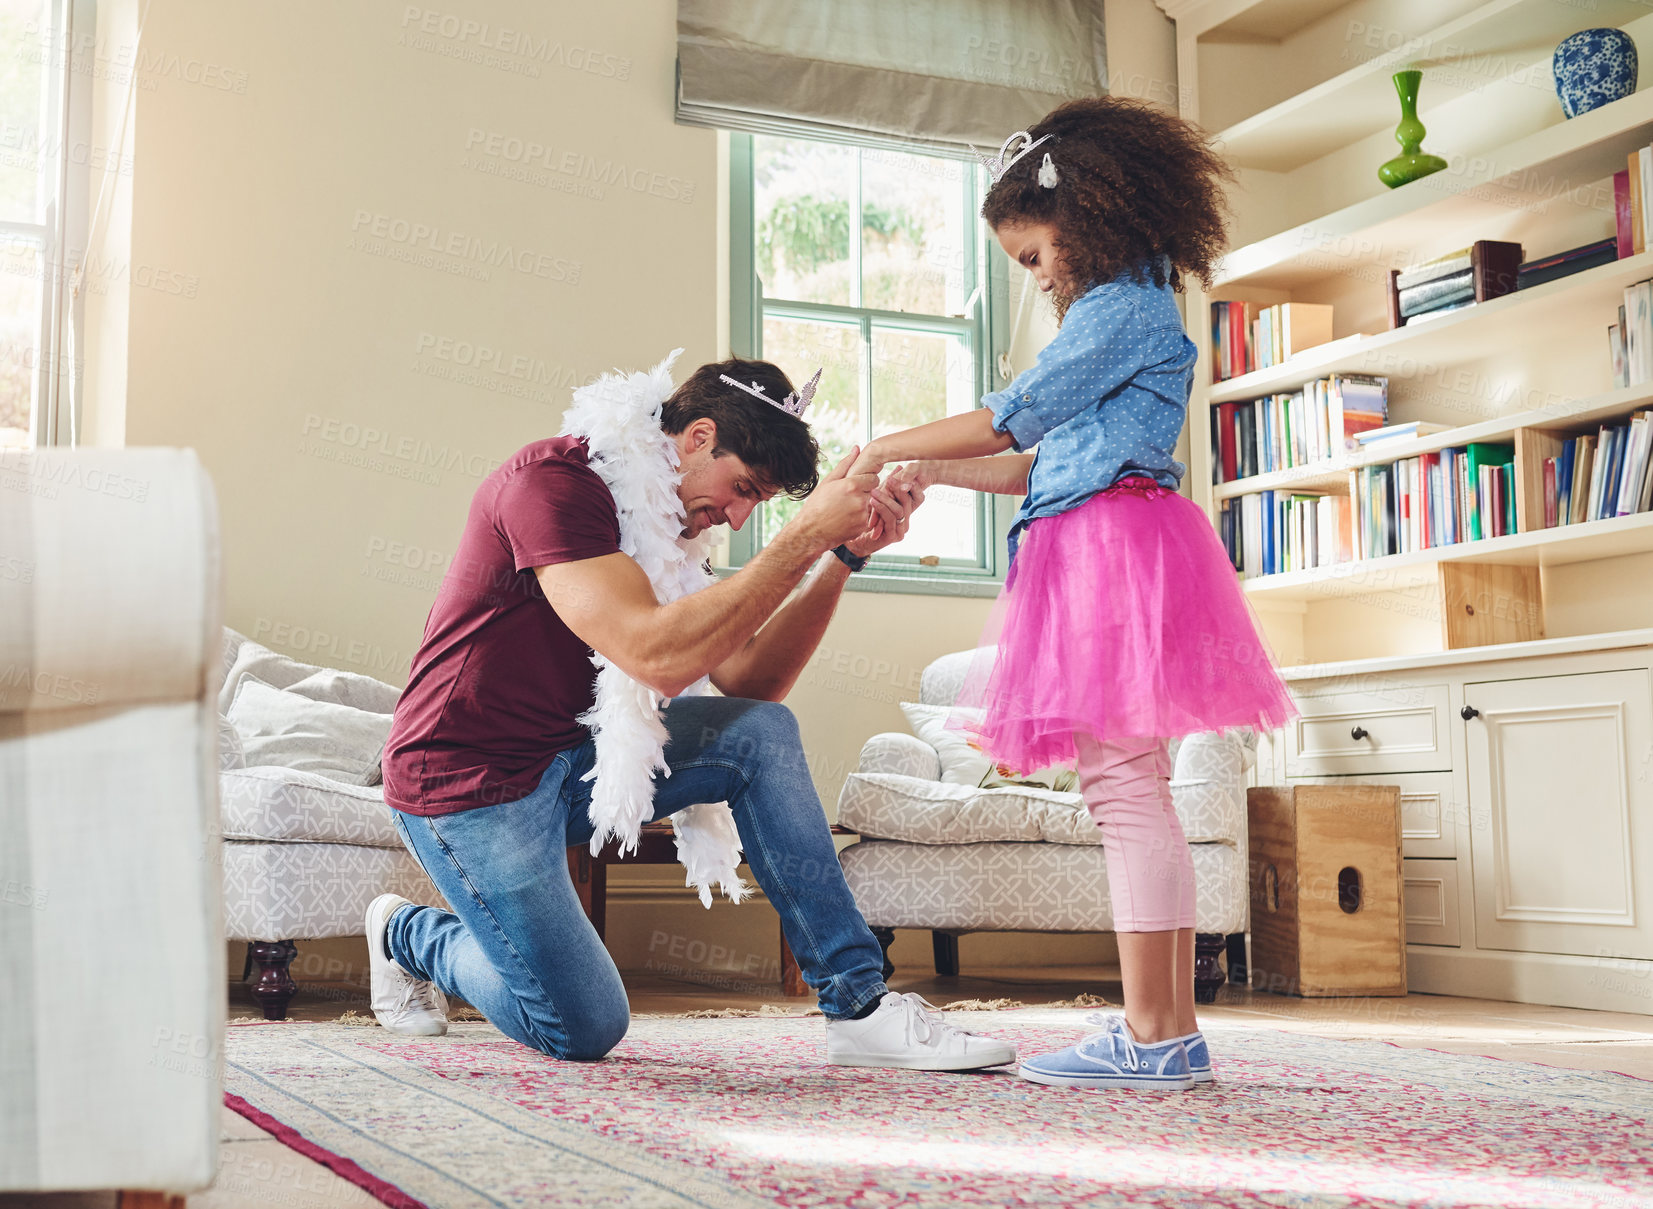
[952,477,1298,772]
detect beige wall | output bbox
[113,0,1174,978]
[124,0,722,690]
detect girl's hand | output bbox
[883,461,934,495]
[843,475,926,559]
[846,440,890,480]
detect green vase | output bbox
[1378,69,1448,188]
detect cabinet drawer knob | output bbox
[1350,725,1369,741]
[1461,705,1480,720]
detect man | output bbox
[371,356,1015,1072]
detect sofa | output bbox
[837,649,1253,1001]
[219,628,445,1019]
[1,448,222,1200]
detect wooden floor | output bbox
[11,965,1652,1209]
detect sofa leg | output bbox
[1226,932,1248,988]
[870,927,896,981]
[1193,932,1226,1004]
[249,940,298,1021]
[932,930,960,978]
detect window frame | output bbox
[3,0,95,449]
[725,131,1016,598]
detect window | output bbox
[1,0,92,448]
[727,133,1012,594]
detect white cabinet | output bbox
[1278,633,1653,1012]
[1404,858,1461,947]
[1286,685,1452,777]
[1463,669,1653,960]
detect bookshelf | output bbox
[1160,0,1653,663]
[1211,249,1653,402]
[1208,0,1653,173]
[1217,85,1653,291]
[1160,0,1653,1015]
[1212,381,1653,501]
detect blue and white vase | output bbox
[1553,28,1638,119]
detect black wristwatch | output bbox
[831,544,869,572]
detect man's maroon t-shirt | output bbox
[382,436,620,816]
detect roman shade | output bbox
[676,0,1108,154]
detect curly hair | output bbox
[981,96,1235,320]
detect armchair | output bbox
[837,650,1253,1001]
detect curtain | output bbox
[677,0,1108,155]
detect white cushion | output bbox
[227,675,392,786]
[1170,732,1247,844]
[919,648,983,708]
[857,732,941,780]
[219,630,401,716]
[218,713,246,772]
[283,665,402,715]
[221,766,402,847]
[900,702,990,786]
[839,767,1242,847]
[840,838,1247,934]
[222,840,444,941]
[839,773,1102,846]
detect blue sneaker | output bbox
[1018,1014,1194,1091]
[1082,1012,1213,1084]
[1180,1031,1213,1084]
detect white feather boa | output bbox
[558,348,750,907]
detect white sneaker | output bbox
[366,893,449,1036]
[825,992,1016,1071]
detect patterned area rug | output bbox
[225,1011,1653,1209]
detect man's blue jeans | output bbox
[387,695,889,1060]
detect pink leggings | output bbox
[1074,734,1195,932]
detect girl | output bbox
[853,97,1297,1091]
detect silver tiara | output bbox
[719,368,820,419]
[971,131,1052,185]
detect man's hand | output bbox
[844,477,926,559]
[785,447,878,552]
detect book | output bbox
[1612,322,1629,389]
[1559,437,1576,524]
[1543,456,1557,529]
[1516,238,1618,290]
[1617,412,1649,517]
[1603,425,1626,517]
[1335,374,1389,448]
[1572,433,1596,524]
[1588,429,1612,520]
[1617,169,1634,259]
[1400,282,1476,318]
[1263,303,1333,368]
[1405,299,1475,324]
[1216,400,1240,482]
[1396,248,1472,291]
[1640,146,1652,261]
[1632,156,1646,256]
[1398,269,1472,309]
[1211,300,1262,382]
[1464,443,1514,541]
[1633,418,1646,512]
[1628,281,1653,385]
[1353,421,1453,445]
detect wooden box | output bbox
[1247,784,1407,997]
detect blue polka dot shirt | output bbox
[985,259,1196,561]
